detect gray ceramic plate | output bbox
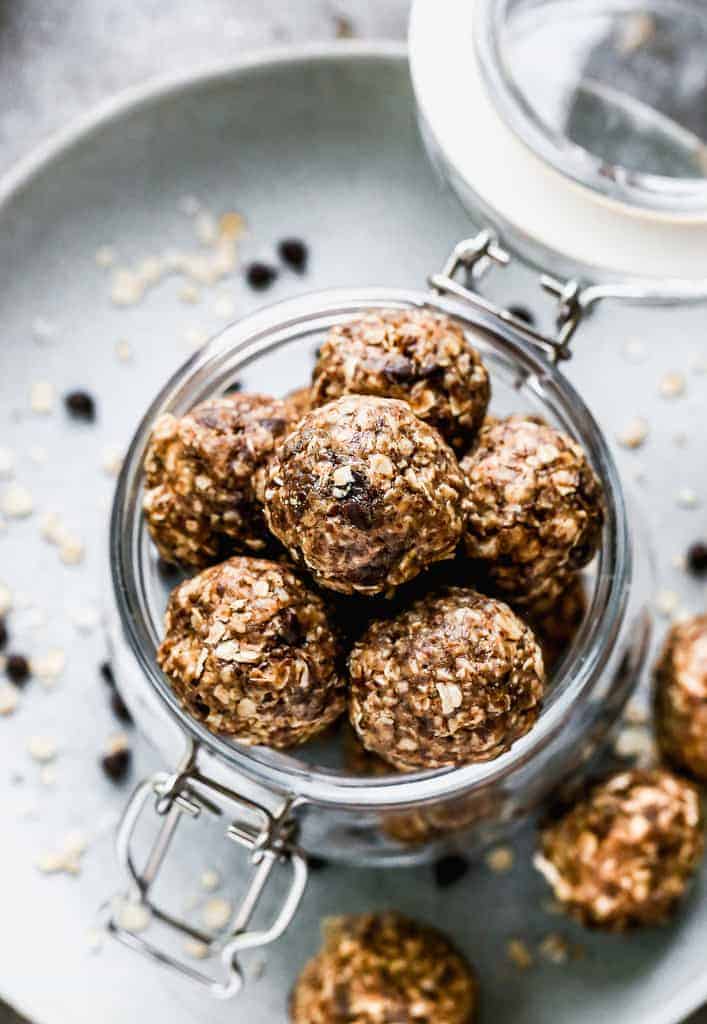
[0,42,705,1024]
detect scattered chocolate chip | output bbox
[433,854,469,888]
[224,380,242,394]
[0,619,7,650]
[6,654,30,685]
[64,390,96,421]
[306,855,329,872]
[101,747,132,782]
[246,262,278,291]
[111,690,133,725]
[278,238,308,273]
[100,660,115,687]
[508,305,536,327]
[687,541,707,576]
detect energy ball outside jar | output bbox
[311,309,490,453]
[290,912,477,1024]
[348,588,545,771]
[157,557,344,747]
[461,415,604,607]
[535,769,704,930]
[261,395,466,596]
[654,614,707,780]
[143,393,296,568]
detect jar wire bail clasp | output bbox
[99,740,308,999]
[429,229,587,363]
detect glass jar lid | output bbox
[410,0,707,285]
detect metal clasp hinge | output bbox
[100,748,307,999]
[429,230,586,363]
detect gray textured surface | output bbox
[0,6,706,1024]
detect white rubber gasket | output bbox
[409,0,707,280]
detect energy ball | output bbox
[311,309,490,452]
[654,614,707,780]
[260,396,466,596]
[461,415,604,606]
[290,912,477,1024]
[348,587,545,770]
[282,385,313,424]
[157,557,344,747]
[143,393,296,568]
[535,769,704,930]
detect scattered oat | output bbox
[0,683,19,715]
[115,898,152,933]
[115,339,133,362]
[617,417,648,450]
[202,897,233,931]
[656,589,679,617]
[179,282,201,304]
[614,726,655,765]
[36,830,87,876]
[70,604,101,632]
[2,483,33,518]
[538,932,570,965]
[86,928,104,954]
[676,488,699,509]
[507,938,533,970]
[0,448,14,479]
[31,648,66,684]
[28,735,58,763]
[672,553,687,571]
[200,868,221,892]
[485,846,515,873]
[659,372,686,399]
[184,939,210,960]
[95,245,117,268]
[101,445,124,477]
[184,327,209,350]
[219,211,245,241]
[60,536,85,565]
[111,268,145,307]
[616,12,655,54]
[622,339,646,363]
[30,380,55,414]
[195,211,218,245]
[624,699,649,725]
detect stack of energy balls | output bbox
[141,308,706,1021]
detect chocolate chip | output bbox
[433,854,469,888]
[278,238,308,272]
[64,390,96,421]
[383,355,415,384]
[687,541,707,576]
[100,660,116,687]
[6,654,30,685]
[111,690,133,725]
[0,619,7,650]
[508,305,536,327]
[306,855,328,872]
[246,262,278,290]
[101,748,132,782]
[194,698,210,718]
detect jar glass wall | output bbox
[108,288,651,866]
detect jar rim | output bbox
[110,286,631,809]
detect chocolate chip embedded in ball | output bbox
[260,396,466,596]
[461,415,604,607]
[654,614,707,780]
[535,769,704,930]
[157,557,345,748]
[143,393,297,568]
[290,912,477,1024]
[311,310,490,453]
[348,587,544,771]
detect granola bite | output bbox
[282,385,313,424]
[461,415,604,606]
[260,396,466,596]
[143,393,296,567]
[311,309,490,452]
[290,912,477,1024]
[157,557,344,747]
[348,588,545,770]
[535,769,704,930]
[654,615,707,780]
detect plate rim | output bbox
[0,40,407,213]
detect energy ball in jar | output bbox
[311,309,490,453]
[260,395,466,596]
[524,575,588,673]
[290,912,478,1024]
[348,587,545,771]
[157,557,344,747]
[461,415,604,607]
[654,614,707,780]
[143,393,296,568]
[535,769,704,930]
